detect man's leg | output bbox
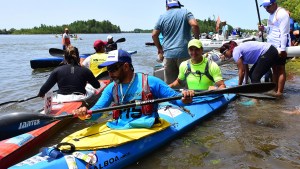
[164,58,178,84]
[276,65,286,95]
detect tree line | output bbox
[1,19,121,34]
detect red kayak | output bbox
[0,80,110,169]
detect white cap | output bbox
[107,35,113,40]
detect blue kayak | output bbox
[30,51,138,69]
[30,57,63,69]
[9,77,238,169]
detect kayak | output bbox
[30,57,63,69]
[8,77,238,169]
[30,51,138,69]
[0,80,110,169]
[199,36,256,52]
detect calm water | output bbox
[0,34,300,169]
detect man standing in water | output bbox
[62,28,71,50]
[259,0,290,97]
[152,0,200,85]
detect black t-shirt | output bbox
[38,64,100,96]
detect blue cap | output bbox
[166,0,181,8]
[98,49,132,68]
[260,0,276,7]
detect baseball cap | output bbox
[98,49,132,68]
[65,28,69,31]
[260,0,276,7]
[188,39,203,49]
[93,40,107,48]
[166,0,183,8]
[107,35,113,40]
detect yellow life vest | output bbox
[90,53,108,77]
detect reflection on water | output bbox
[0,34,300,168]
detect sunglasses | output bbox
[222,49,228,55]
[264,3,273,9]
[107,63,124,73]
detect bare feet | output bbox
[282,110,300,115]
[282,106,300,115]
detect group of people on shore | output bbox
[39,0,296,130]
[153,0,291,97]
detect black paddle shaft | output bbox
[0,90,58,107]
[0,82,275,141]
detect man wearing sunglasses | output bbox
[73,49,194,129]
[258,0,290,97]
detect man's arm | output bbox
[189,19,200,39]
[169,79,183,88]
[152,29,163,55]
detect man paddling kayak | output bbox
[73,49,194,129]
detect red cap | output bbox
[94,40,107,48]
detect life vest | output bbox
[112,73,154,120]
[89,53,108,77]
[184,59,215,83]
[62,33,71,45]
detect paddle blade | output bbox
[116,38,126,43]
[0,113,56,141]
[194,82,276,97]
[49,48,64,57]
[226,82,276,93]
[238,93,276,100]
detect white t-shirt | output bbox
[266,7,291,51]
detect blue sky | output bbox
[0,0,270,31]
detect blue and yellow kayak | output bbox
[9,77,238,169]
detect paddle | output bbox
[0,90,58,107]
[49,38,126,57]
[0,82,275,141]
[255,0,264,42]
[175,89,276,100]
[49,48,64,57]
[237,93,276,100]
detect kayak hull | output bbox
[30,57,63,69]
[0,81,110,168]
[30,51,138,69]
[9,78,238,169]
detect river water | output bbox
[0,34,299,169]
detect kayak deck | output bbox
[9,78,238,169]
[1,80,110,168]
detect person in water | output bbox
[152,0,200,85]
[72,49,195,129]
[220,41,281,87]
[169,39,226,90]
[62,28,71,50]
[38,45,100,97]
[259,0,291,96]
